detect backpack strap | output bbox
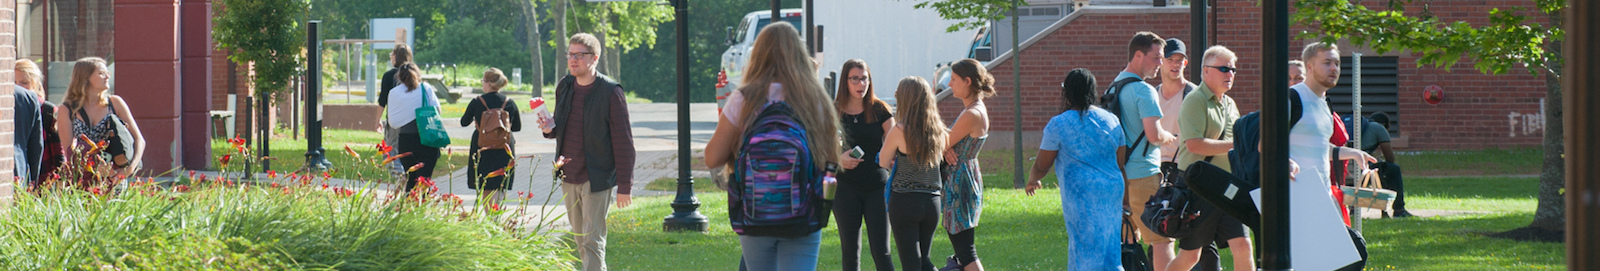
[1108,77,1150,158]
[1288,86,1304,130]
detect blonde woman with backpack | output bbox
[461,68,523,205]
[704,21,840,271]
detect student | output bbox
[538,33,639,271]
[58,57,145,180]
[1114,32,1180,271]
[940,58,992,271]
[703,22,840,271]
[386,62,443,192]
[461,68,523,206]
[1283,42,1378,271]
[1027,68,1126,270]
[880,76,946,271]
[833,59,896,271]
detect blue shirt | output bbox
[1041,108,1126,188]
[1113,71,1163,179]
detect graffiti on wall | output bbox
[1507,98,1545,137]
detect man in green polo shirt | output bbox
[1168,45,1253,271]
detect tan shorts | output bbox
[1124,174,1172,244]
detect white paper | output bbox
[1249,177,1361,271]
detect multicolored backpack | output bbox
[728,101,830,237]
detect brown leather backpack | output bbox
[476,97,513,150]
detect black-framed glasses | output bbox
[566,52,595,59]
[1207,65,1238,74]
[847,76,869,83]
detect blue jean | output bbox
[740,231,823,271]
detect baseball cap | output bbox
[1163,38,1187,58]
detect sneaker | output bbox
[939,255,962,271]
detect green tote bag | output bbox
[416,84,452,148]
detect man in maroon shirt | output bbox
[538,33,636,271]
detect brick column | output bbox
[179,0,211,169]
[0,0,18,205]
[113,0,182,174]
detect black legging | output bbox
[835,179,893,271]
[948,228,977,267]
[397,132,442,192]
[889,192,939,271]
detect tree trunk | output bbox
[555,0,568,80]
[521,0,544,96]
[598,3,620,79]
[1528,8,1567,232]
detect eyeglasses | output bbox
[1207,65,1238,74]
[847,76,869,83]
[566,52,595,59]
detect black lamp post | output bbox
[305,20,333,171]
[1259,0,1292,270]
[662,0,709,232]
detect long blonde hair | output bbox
[737,22,840,167]
[65,57,109,108]
[894,76,946,167]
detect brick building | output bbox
[951,1,1551,150]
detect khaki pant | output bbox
[563,181,616,271]
[1124,174,1173,244]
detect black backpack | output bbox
[1229,88,1305,187]
[1098,76,1152,161]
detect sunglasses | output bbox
[847,76,870,83]
[1207,65,1238,74]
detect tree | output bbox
[563,0,673,82]
[898,0,1017,32]
[1295,0,1567,241]
[214,0,310,104]
[521,0,545,93]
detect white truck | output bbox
[716,9,805,109]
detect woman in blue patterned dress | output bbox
[940,59,991,271]
[1027,68,1126,270]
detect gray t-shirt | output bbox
[1359,121,1391,155]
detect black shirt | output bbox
[378,68,399,107]
[839,102,892,190]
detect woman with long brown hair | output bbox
[833,59,895,271]
[879,76,946,271]
[941,58,993,271]
[704,21,840,271]
[56,57,145,179]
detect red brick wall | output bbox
[0,0,17,203]
[974,2,1550,150]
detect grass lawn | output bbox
[1396,147,1542,176]
[608,148,1563,270]
[645,177,720,193]
[211,129,469,182]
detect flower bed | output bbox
[0,137,572,270]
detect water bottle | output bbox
[823,163,839,201]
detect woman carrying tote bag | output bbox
[56,57,145,188]
[387,63,445,193]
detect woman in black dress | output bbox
[461,68,522,205]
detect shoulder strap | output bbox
[1109,77,1150,156]
[1289,87,1304,130]
[76,105,90,126]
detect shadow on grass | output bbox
[1360,212,1564,270]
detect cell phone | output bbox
[849,146,865,159]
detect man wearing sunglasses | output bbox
[1168,45,1253,271]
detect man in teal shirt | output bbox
[1116,31,1180,270]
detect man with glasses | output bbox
[538,33,636,271]
[1168,45,1253,271]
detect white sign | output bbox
[370,18,415,50]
